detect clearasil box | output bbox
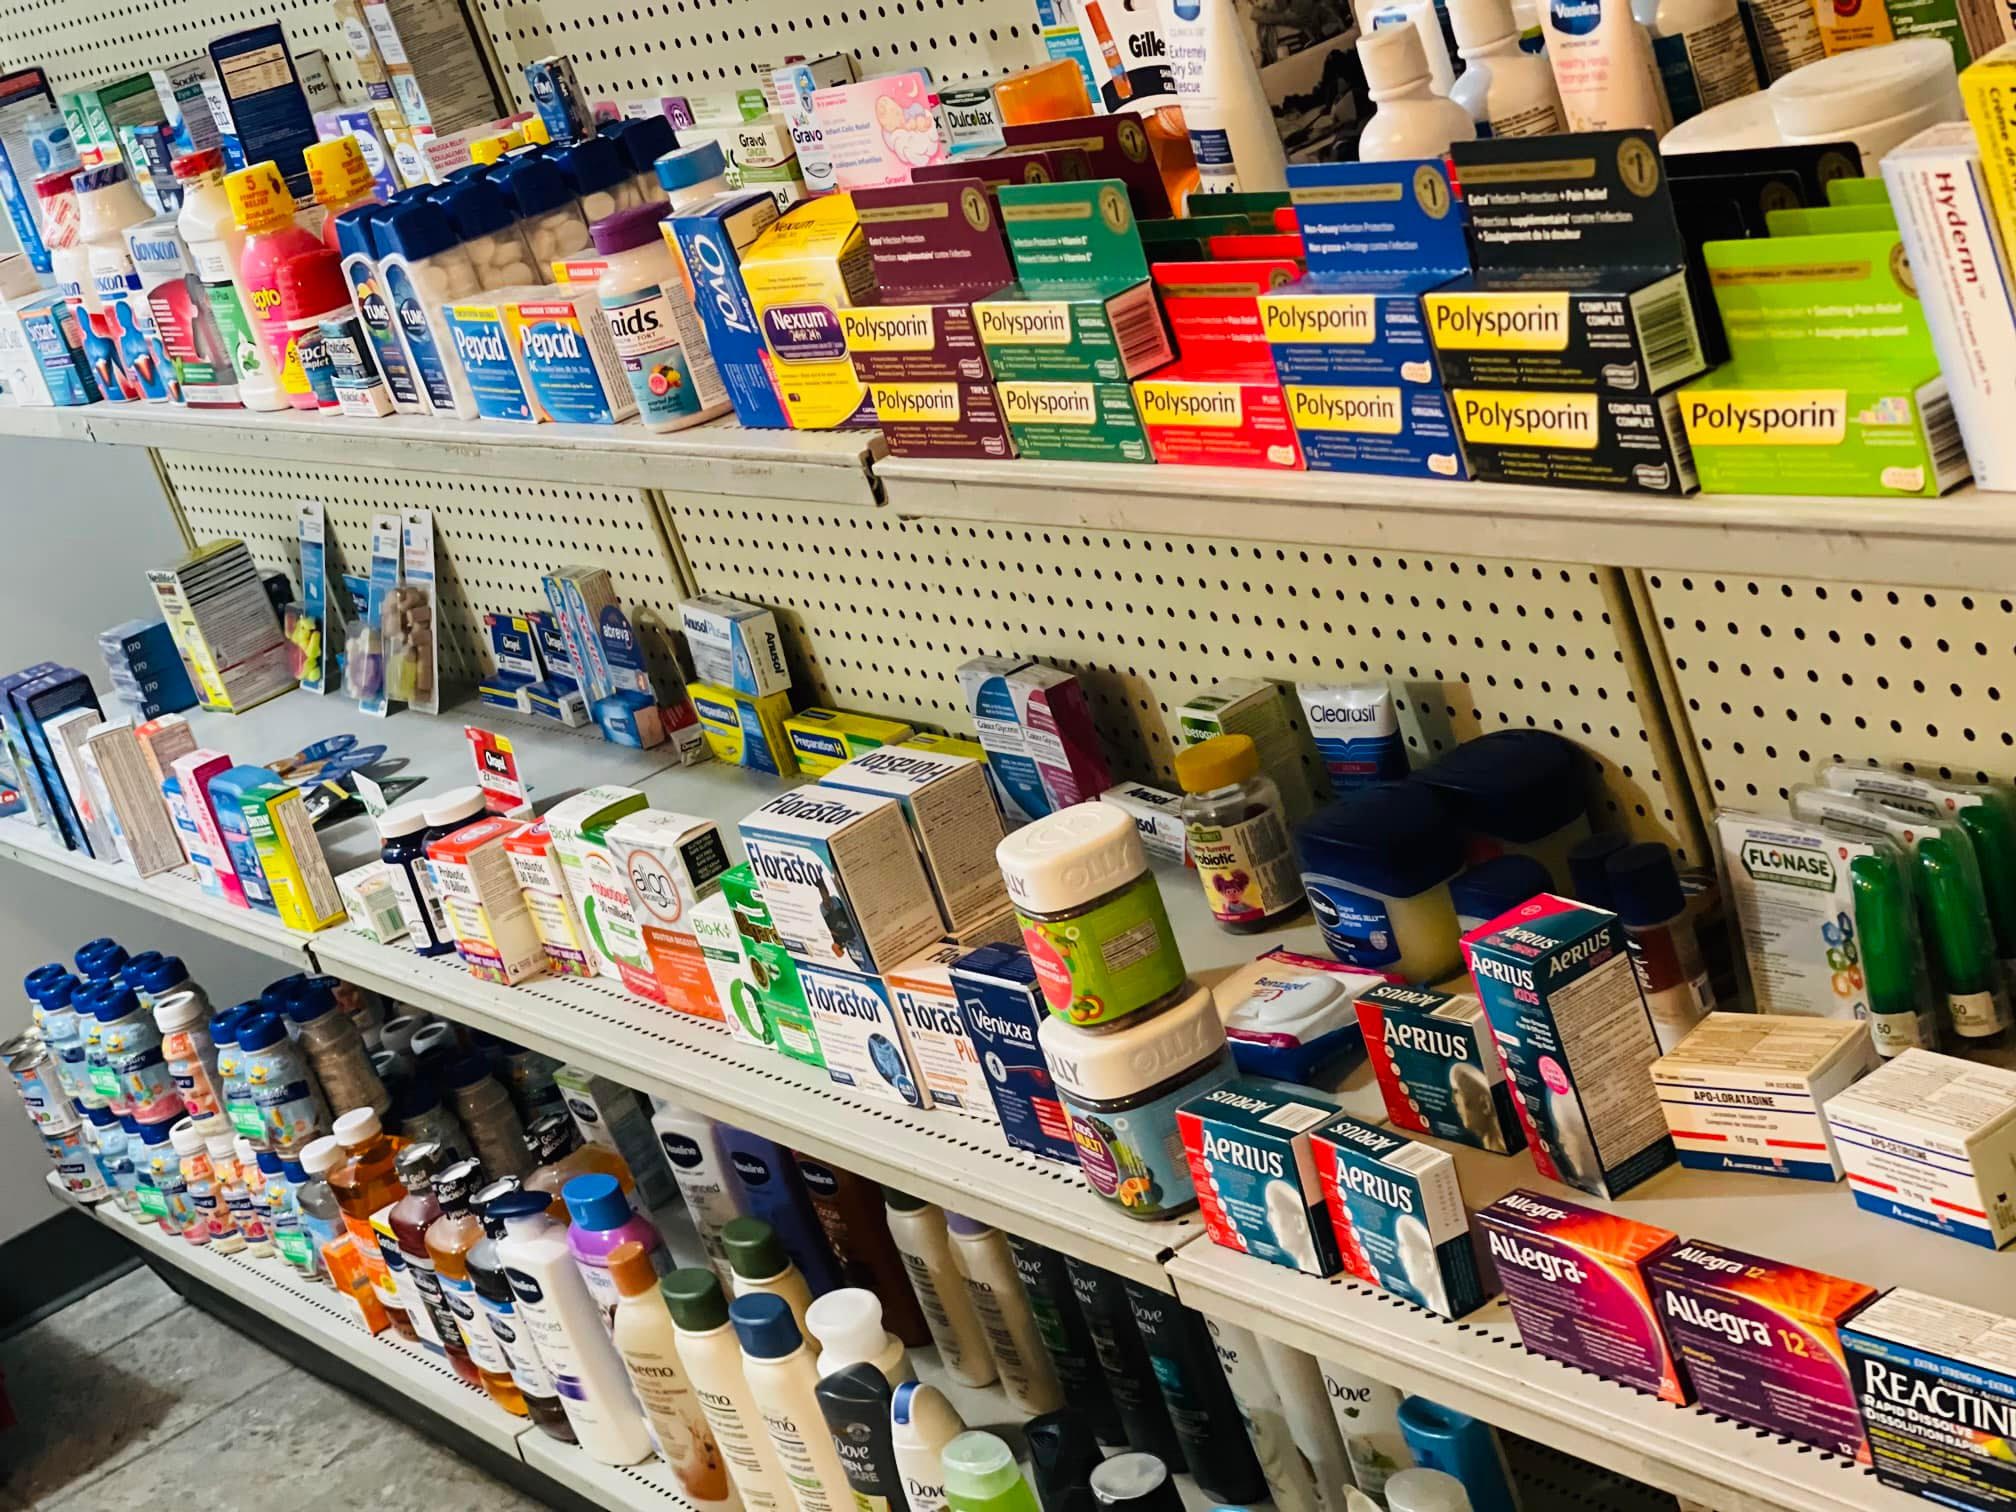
[1845,1290,2016,1507]
[1134,362,1303,470]
[951,943,1077,1164]
[1468,897,1675,1199]
[1648,1239,1875,1460]
[1476,1189,1689,1404]
[799,959,928,1108]
[1355,982,1524,1155]
[663,191,788,428]
[1311,1114,1489,1319]
[1285,383,1467,480]
[1178,1078,1343,1276]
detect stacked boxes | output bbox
[1137,257,1302,470]
[823,745,1008,935]
[146,540,295,713]
[97,619,197,723]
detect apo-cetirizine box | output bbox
[1354,982,1524,1155]
[1311,1114,1488,1319]
[1845,1290,2016,1507]
[1177,1079,1342,1276]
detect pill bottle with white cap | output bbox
[1766,36,1961,170]
[593,204,730,431]
[373,197,482,418]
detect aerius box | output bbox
[1450,388,1696,494]
[1285,383,1466,479]
[1427,132,1708,398]
[1134,362,1303,469]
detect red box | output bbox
[1151,258,1300,353]
[1134,360,1304,470]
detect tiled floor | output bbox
[0,1266,550,1511]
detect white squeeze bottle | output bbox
[666,1267,791,1512]
[1320,1357,1414,1499]
[890,1381,966,1512]
[608,1240,739,1507]
[1357,26,1480,161]
[652,1100,749,1291]
[724,1217,815,1337]
[807,1289,915,1385]
[1450,0,1568,135]
[944,1214,1062,1415]
[732,1292,855,1512]
[1632,0,1758,124]
[1543,0,1672,130]
[175,148,285,411]
[490,1187,653,1465]
[1257,1335,1354,1512]
[883,1192,995,1389]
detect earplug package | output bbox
[1312,1114,1489,1319]
[1178,1078,1343,1276]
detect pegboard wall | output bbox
[664,494,1706,863]
[1649,568,2016,818]
[159,451,696,689]
[0,0,365,99]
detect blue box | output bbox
[207,25,318,189]
[1312,1114,1489,1319]
[16,294,99,405]
[526,676,587,726]
[99,619,197,714]
[1355,981,1523,1154]
[593,689,664,749]
[1177,1077,1343,1276]
[444,301,535,423]
[0,662,60,828]
[1284,382,1467,480]
[12,669,100,853]
[951,944,1078,1165]
[665,192,789,429]
[206,764,282,917]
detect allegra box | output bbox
[1354,981,1524,1155]
[1845,1290,2016,1507]
[1476,1188,1689,1404]
[1311,1114,1489,1319]
[1648,1239,1875,1460]
[608,808,734,1018]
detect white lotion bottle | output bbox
[890,1381,966,1512]
[1208,1317,1329,1512]
[652,1100,749,1290]
[1258,1335,1355,1512]
[732,1292,855,1512]
[1543,0,1672,130]
[491,1187,654,1466]
[608,1241,740,1507]
[666,1267,792,1512]
[807,1288,916,1384]
[1450,0,1568,135]
[1320,1357,1414,1500]
[1632,0,1759,123]
[945,1214,1063,1415]
[1357,26,1480,161]
[883,1192,996,1388]
[1153,0,1291,192]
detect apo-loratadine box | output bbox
[1312,1114,1488,1319]
[1178,1079,1342,1276]
[1652,1012,1877,1182]
[1846,1290,2016,1508]
[1649,1240,1875,1461]
[1476,1189,1688,1404]
[1824,1048,2016,1249]
[1355,982,1524,1155]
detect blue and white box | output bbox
[505,288,637,425]
[1845,1289,2016,1508]
[444,296,538,423]
[480,613,542,712]
[797,958,927,1109]
[664,191,789,429]
[1283,382,1466,480]
[13,668,100,853]
[952,943,1078,1164]
[678,592,791,698]
[1356,981,1524,1155]
[1312,1114,1488,1319]
[1177,1078,1343,1276]
[206,764,282,917]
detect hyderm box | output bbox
[1845,1290,2016,1508]
[1354,981,1524,1154]
[1178,1078,1343,1276]
[1311,1114,1488,1319]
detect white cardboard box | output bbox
[822,745,1008,935]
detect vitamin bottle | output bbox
[556,134,646,221]
[1174,734,1304,934]
[593,203,729,432]
[662,1267,791,1512]
[652,1101,748,1290]
[225,162,324,409]
[175,148,285,411]
[882,1192,994,1388]
[941,1432,1040,1512]
[77,164,172,402]
[428,1157,530,1415]
[471,1178,574,1437]
[891,1382,966,1512]
[725,1215,816,1336]
[85,986,142,1117]
[495,156,593,271]
[440,175,540,290]
[566,1171,670,1323]
[172,1117,223,1245]
[216,1131,268,1255]
[1633,0,1759,124]
[290,976,390,1119]
[805,1288,915,1384]
[328,1106,418,1341]
[272,1152,320,1279]
[153,970,222,1124]
[83,1106,137,1212]
[794,1157,928,1347]
[142,1118,195,1236]
[303,136,381,249]
[732,1292,855,1512]
[1357,25,1480,161]
[1449,0,1568,134]
[378,803,454,956]
[610,1241,735,1501]
[945,1216,1063,1414]
[297,1134,349,1278]
[392,1141,483,1385]
[393,1079,471,1162]
[654,141,731,214]
[98,984,181,1124]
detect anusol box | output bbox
[1285,383,1466,479]
[1451,388,1696,495]
[1134,363,1303,469]
[1845,1290,2016,1508]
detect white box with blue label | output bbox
[444,293,539,422]
[677,592,791,698]
[797,958,929,1108]
[1311,1114,1487,1319]
[951,943,1078,1164]
[1177,1078,1343,1276]
[1355,981,1524,1154]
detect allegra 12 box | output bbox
[1476,1188,1689,1404]
[1311,1114,1488,1319]
[1845,1290,2016,1507]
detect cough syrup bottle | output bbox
[175,150,286,411]
[224,161,323,409]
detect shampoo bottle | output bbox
[721,1126,843,1295]
[1320,1358,1414,1500]
[796,1156,930,1347]
[1087,1454,1183,1512]
[726,1217,816,1334]
[1542,0,1672,130]
[1356,25,1479,161]
[890,1381,966,1512]
[1024,1411,1105,1512]
[1205,1317,1327,1512]
[1256,1337,1354,1512]
[807,1288,915,1384]
[1063,1258,1181,1465]
[816,1360,907,1512]
[946,1215,1063,1414]
[1449,0,1568,135]
[942,1432,1041,1512]
[1121,1281,1267,1506]
[609,1240,736,1503]
[733,1292,855,1512]
[1396,1398,1517,1512]
[884,1192,995,1387]
[1008,1237,1123,1445]
[664,1268,791,1512]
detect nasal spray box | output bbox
[955,657,1112,824]
[1476,1189,1689,1404]
[1178,1078,1343,1276]
[664,191,788,428]
[1311,1114,1489,1319]
[1649,1240,1876,1460]
[1466,896,1676,1198]
[1354,981,1525,1154]
[1845,1290,2016,1507]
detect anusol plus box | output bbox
[1846,1290,2016,1507]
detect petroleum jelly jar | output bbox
[1416,729,1591,889]
[1293,781,1465,984]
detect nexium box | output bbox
[1450,388,1696,494]
[1262,158,1469,389]
[1285,383,1466,478]
[739,192,877,428]
[976,179,1175,385]
[997,378,1152,463]
[1428,132,1708,398]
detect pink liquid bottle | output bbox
[223,162,323,411]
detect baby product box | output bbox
[690,682,795,777]
[1652,1012,1877,1182]
[799,958,928,1108]
[885,939,997,1116]
[739,784,944,974]
[1648,1239,1876,1460]
[1285,383,1467,480]
[1476,1189,1689,1404]
[664,190,789,428]
[823,744,1008,935]
[1468,897,1675,1198]
[720,862,823,1067]
[678,592,791,698]
[1311,1114,1489,1319]
[608,807,733,1019]
[1845,1290,2016,1508]
[1355,981,1525,1154]
[739,193,877,429]
[1177,1078,1343,1276]
[809,68,950,190]
[1824,1048,2016,1248]
[783,708,915,777]
[1133,362,1304,471]
[954,657,1112,824]
[951,942,1077,1163]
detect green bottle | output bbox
[1916,828,2011,1045]
[1850,850,1938,1057]
[942,1432,1040,1512]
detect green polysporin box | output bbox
[996,379,1154,463]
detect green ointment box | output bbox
[1679,370,1966,496]
[997,379,1152,463]
[1451,388,1697,494]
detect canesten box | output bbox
[504,818,595,977]
[1286,383,1467,480]
[1824,1048,2016,1248]
[863,378,1014,460]
[1648,1240,1875,1460]
[1134,362,1303,470]
[1678,371,1967,498]
[823,744,1008,935]
[1355,982,1524,1155]
[691,681,795,777]
[427,816,546,984]
[1178,1078,1343,1276]
[783,707,916,777]
[1845,1290,2016,1507]
[1451,388,1697,496]
[607,808,733,1018]
[1476,1189,1688,1404]
[1652,1012,1877,1182]
[798,959,928,1108]
[951,942,1076,1163]
[1311,1114,1489,1319]
[885,939,997,1117]
[997,379,1152,463]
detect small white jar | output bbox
[1357,25,1480,161]
[1767,38,1961,171]
[1661,89,1783,152]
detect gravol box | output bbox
[1845,1290,2016,1508]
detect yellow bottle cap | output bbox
[224,162,298,234]
[521,115,552,146]
[304,137,377,209]
[1174,733,1260,794]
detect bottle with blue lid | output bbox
[1415,730,1592,889]
[1447,852,1554,933]
[440,174,539,290]
[372,196,481,418]
[238,1010,326,1154]
[554,134,644,223]
[654,141,730,215]
[1293,782,1466,984]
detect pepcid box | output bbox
[1311,1114,1488,1320]
[678,592,791,698]
[1354,981,1524,1155]
[1845,1290,2016,1508]
[1652,1013,1877,1182]
[798,958,927,1108]
[1468,897,1675,1199]
[738,784,943,975]
[823,744,1008,936]
[1177,1078,1342,1276]
[1824,1048,2016,1249]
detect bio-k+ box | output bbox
[1311,1114,1488,1319]
[1355,981,1524,1154]
[1178,1078,1342,1276]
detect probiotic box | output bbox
[885,939,996,1117]
[1177,1079,1342,1276]
[1845,1290,2016,1507]
[608,808,734,1019]
[1824,1048,2016,1248]
[1476,1189,1688,1404]
[1649,1240,1875,1460]
[1354,982,1524,1155]
[1468,897,1674,1199]
[739,785,943,975]
[543,785,650,987]
[799,959,928,1108]
[1652,1013,1877,1182]
[1311,1114,1488,1320]
[823,745,1007,935]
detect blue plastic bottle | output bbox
[718,1125,842,1295]
[1396,1397,1518,1512]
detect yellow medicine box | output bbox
[784,707,916,775]
[739,195,878,428]
[691,681,798,776]
[241,781,347,931]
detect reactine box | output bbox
[1311,1114,1488,1319]
[1845,1290,2016,1508]
[1354,982,1523,1155]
